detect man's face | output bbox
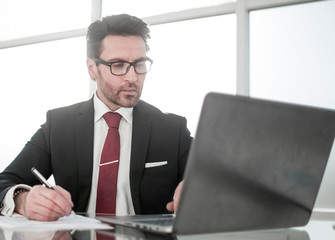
[87,35,147,111]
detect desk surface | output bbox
[0,218,334,240]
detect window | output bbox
[142,15,236,135]
[0,37,88,170]
[1,0,334,210]
[0,0,91,41]
[102,0,235,18]
[250,0,335,208]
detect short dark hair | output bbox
[86,14,151,58]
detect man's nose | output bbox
[125,65,138,82]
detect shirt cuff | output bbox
[0,184,31,216]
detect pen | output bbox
[31,167,75,216]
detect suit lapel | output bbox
[130,101,151,214]
[75,98,95,211]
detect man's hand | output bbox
[14,185,74,221]
[166,180,184,213]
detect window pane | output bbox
[250,1,335,208]
[142,15,236,135]
[0,37,89,171]
[102,0,235,18]
[0,0,91,41]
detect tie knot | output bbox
[103,112,122,129]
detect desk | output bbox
[0,218,333,240]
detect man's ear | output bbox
[87,58,98,80]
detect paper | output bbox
[0,213,113,231]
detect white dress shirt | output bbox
[87,94,135,217]
[1,94,135,217]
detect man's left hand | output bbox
[166,180,184,213]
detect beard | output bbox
[95,68,144,110]
[98,82,143,110]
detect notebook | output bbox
[97,92,335,235]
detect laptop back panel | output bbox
[174,93,335,234]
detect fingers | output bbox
[24,185,73,221]
[173,181,183,212]
[54,186,74,208]
[166,201,174,212]
[166,180,184,213]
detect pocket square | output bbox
[145,161,168,168]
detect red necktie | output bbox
[96,112,122,215]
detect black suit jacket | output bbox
[0,98,192,214]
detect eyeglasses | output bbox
[93,57,153,76]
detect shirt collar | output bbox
[93,93,133,123]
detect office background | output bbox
[0,0,334,209]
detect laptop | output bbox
[97,92,335,235]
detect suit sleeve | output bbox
[178,116,193,181]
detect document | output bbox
[0,213,112,231]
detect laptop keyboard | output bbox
[133,216,174,226]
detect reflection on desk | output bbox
[0,226,309,240]
[0,220,334,240]
[97,227,310,240]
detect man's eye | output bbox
[136,62,145,67]
[113,62,126,69]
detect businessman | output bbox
[0,14,192,221]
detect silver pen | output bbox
[31,167,75,216]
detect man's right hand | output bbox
[14,185,74,221]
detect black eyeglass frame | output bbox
[93,57,153,76]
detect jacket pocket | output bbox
[145,161,168,168]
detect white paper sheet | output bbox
[0,213,113,231]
